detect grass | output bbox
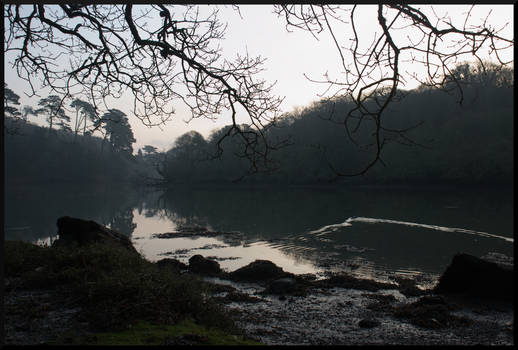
[4,240,260,345]
[51,319,263,345]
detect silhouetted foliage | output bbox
[156,131,208,183]
[4,84,21,118]
[101,109,136,156]
[4,4,284,175]
[35,95,71,132]
[274,4,513,175]
[156,62,513,187]
[5,5,512,175]
[4,84,25,135]
[70,99,98,137]
[4,115,139,185]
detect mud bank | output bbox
[192,252,514,346]
[4,217,513,346]
[206,276,514,345]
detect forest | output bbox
[4,62,513,188]
[3,91,151,185]
[153,62,514,187]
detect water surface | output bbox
[5,184,513,280]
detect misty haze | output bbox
[4,4,513,346]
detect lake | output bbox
[4,183,514,282]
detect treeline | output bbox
[4,61,513,187]
[3,87,160,185]
[4,117,136,184]
[157,62,513,187]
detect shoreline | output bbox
[3,239,514,346]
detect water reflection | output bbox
[4,183,146,240]
[136,186,513,276]
[5,184,513,277]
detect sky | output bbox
[4,5,514,152]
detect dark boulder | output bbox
[434,253,514,301]
[228,260,290,282]
[188,255,221,275]
[392,295,469,329]
[266,277,297,294]
[395,277,426,297]
[54,216,137,254]
[156,258,189,272]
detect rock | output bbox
[156,258,189,272]
[316,273,395,292]
[392,295,470,329]
[267,278,297,295]
[424,295,452,305]
[434,253,514,301]
[188,255,221,275]
[358,318,380,328]
[213,291,264,304]
[228,260,290,282]
[395,277,426,297]
[366,301,393,313]
[53,216,137,254]
[400,285,426,297]
[365,293,397,312]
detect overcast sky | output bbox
[4,5,513,152]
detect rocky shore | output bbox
[169,253,514,345]
[3,217,514,345]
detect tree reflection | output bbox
[109,207,137,236]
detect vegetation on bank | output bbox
[3,117,143,185]
[4,240,261,345]
[4,62,513,188]
[51,319,261,346]
[157,62,513,186]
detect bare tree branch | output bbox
[4,4,285,174]
[274,4,513,176]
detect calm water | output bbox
[4,183,514,280]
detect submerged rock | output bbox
[227,260,291,282]
[315,273,396,292]
[434,253,514,301]
[53,216,137,253]
[188,255,221,275]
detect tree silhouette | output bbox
[4,84,24,135]
[4,4,513,176]
[102,109,136,156]
[70,99,99,136]
[142,145,158,155]
[155,63,512,186]
[35,95,71,132]
[5,4,284,174]
[157,131,208,182]
[4,84,21,118]
[274,4,513,175]
[22,105,38,120]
